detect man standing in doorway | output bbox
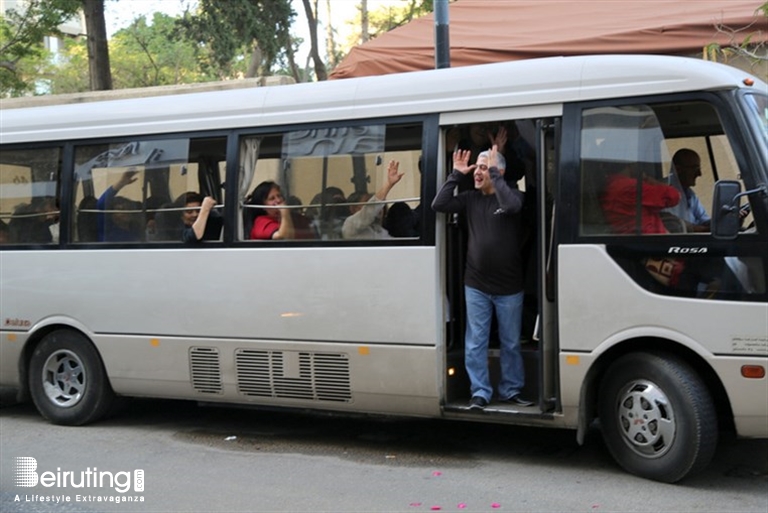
[432,145,533,410]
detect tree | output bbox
[82,0,112,90]
[367,0,433,38]
[324,0,339,68]
[0,0,81,96]
[110,13,201,87]
[180,0,299,81]
[43,35,89,93]
[706,2,767,71]
[337,0,434,64]
[301,0,326,80]
[48,13,203,93]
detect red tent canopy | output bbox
[330,0,767,79]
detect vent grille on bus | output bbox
[235,350,351,403]
[189,347,223,394]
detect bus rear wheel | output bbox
[598,351,717,483]
[29,329,114,426]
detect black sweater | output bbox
[432,168,525,295]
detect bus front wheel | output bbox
[29,329,114,426]
[598,351,717,483]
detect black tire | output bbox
[28,329,114,426]
[598,351,718,483]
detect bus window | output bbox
[578,100,766,299]
[0,147,60,245]
[579,105,670,235]
[151,137,226,243]
[239,123,422,241]
[73,137,226,243]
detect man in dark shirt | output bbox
[432,145,533,410]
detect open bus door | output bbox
[442,115,561,416]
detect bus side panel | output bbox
[710,357,768,437]
[0,247,444,416]
[94,335,441,416]
[0,247,439,344]
[0,332,27,387]
[558,245,768,438]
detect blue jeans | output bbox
[464,286,525,402]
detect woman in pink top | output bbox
[247,181,315,240]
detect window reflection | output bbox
[239,123,422,241]
[0,148,60,245]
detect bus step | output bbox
[443,401,549,417]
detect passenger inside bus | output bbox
[0,220,8,243]
[600,162,681,235]
[342,159,404,240]
[386,156,422,238]
[8,196,59,244]
[76,196,99,242]
[305,187,347,240]
[144,195,166,241]
[96,170,142,242]
[664,149,711,233]
[176,192,222,243]
[247,181,315,240]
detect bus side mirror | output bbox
[711,180,741,240]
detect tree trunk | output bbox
[301,0,327,81]
[244,41,262,78]
[324,0,337,68]
[361,0,369,43]
[82,0,112,90]
[283,36,301,83]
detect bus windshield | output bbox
[744,92,768,142]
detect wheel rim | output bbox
[615,379,676,458]
[40,349,86,408]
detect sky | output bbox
[104,0,406,63]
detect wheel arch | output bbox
[576,336,734,444]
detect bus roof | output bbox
[1,54,765,145]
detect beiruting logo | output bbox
[14,457,38,487]
[13,457,144,503]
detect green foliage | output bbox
[336,0,432,60]
[367,0,433,37]
[179,0,296,79]
[110,13,203,87]
[42,37,88,93]
[705,1,767,68]
[47,13,207,93]
[0,0,81,96]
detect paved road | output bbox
[1,390,766,513]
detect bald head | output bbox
[672,148,701,189]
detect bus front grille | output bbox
[235,349,351,403]
[189,347,223,394]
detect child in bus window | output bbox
[179,192,221,243]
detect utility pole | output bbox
[434,0,450,69]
